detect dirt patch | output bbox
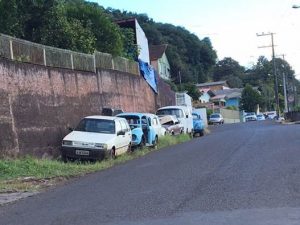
[0,176,68,205]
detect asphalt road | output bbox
[1,121,300,225]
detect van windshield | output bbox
[75,119,115,134]
[157,108,184,118]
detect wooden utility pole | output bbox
[257,32,280,116]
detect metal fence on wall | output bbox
[0,33,140,75]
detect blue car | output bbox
[116,113,158,148]
[192,113,205,137]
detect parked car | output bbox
[159,115,184,135]
[61,116,132,161]
[265,111,277,120]
[144,113,166,137]
[116,113,158,148]
[156,106,193,134]
[209,113,224,125]
[256,113,266,121]
[245,112,257,122]
[192,112,205,136]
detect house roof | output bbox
[149,44,168,60]
[196,81,228,87]
[210,94,226,102]
[212,88,243,100]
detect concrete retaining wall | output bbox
[0,57,175,157]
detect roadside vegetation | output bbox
[0,134,191,193]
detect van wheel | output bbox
[110,148,116,159]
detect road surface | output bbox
[1,121,300,225]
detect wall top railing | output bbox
[0,33,140,75]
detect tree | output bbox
[212,57,245,88]
[240,84,262,112]
[178,83,201,101]
[0,0,125,55]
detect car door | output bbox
[147,116,156,144]
[119,119,129,149]
[115,120,123,150]
[151,116,160,136]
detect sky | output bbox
[91,0,300,79]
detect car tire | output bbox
[200,130,204,137]
[139,136,146,149]
[127,143,133,153]
[62,154,68,163]
[152,136,158,149]
[110,148,116,160]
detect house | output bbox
[199,88,214,103]
[196,81,229,92]
[116,18,150,64]
[149,44,171,80]
[210,94,226,108]
[213,88,243,109]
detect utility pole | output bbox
[178,70,182,90]
[277,54,288,112]
[257,32,280,116]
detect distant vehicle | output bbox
[192,112,205,136]
[61,116,132,161]
[256,114,266,121]
[116,113,158,148]
[266,111,277,120]
[245,112,257,122]
[156,105,193,134]
[159,115,184,135]
[209,113,224,125]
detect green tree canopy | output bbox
[0,0,125,55]
[212,57,245,88]
[240,84,262,112]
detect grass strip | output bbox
[0,134,191,192]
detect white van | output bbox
[156,106,193,134]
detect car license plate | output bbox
[75,150,90,156]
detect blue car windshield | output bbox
[75,119,115,134]
[118,115,141,129]
[192,114,201,120]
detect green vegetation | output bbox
[0,134,191,192]
[1,1,299,109]
[240,84,262,112]
[225,106,238,111]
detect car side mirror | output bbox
[68,127,74,132]
[175,121,179,125]
[117,130,125,136]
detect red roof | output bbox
[149,44,168,60]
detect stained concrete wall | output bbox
[0,58,175,158]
